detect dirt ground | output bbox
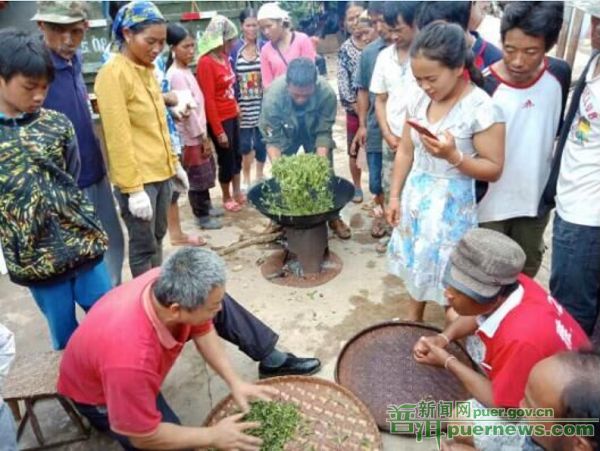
[0,15,593,451]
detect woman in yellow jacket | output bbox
[95,1,189,277]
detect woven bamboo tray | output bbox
[3,351,62,400]
[203,375,383,450]
[335,321,476,432]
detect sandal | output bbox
[371,217,387,238]
[234,192,247,205]
[328,219,351,240]
[170,234,206,247]
[375,236,390,254]
[224,199,242,212]
[352,188,364,204]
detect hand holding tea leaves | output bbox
[230,380,278,413]
[210,412,263,451]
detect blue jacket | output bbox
[43,50,106,189]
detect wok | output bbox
[248,176,355,228]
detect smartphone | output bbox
[406,119,438,141]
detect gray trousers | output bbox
[115,180,173,278]
[84,176,125,286]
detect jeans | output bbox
[29,261,112,350]
[550,214,600,335]
[84,175,125,286]
[239,127,267,163]
[115,180,173,277]
[366,152,383,196]
[480,212,551,277]
[73,393,179,450]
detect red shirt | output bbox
[476,275,590,408]
[57,268,213,436]
[196,53,238,136]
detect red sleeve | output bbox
[190,320,213,337]
[102,367,162,436]
[196,56,224,136]
[489,341,543,407]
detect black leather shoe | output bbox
[258,353,321,379]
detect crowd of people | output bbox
[0,0,599,450]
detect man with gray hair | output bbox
[259,57,351,238]
[412,229,589,449]
[57,247,318,450]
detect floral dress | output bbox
[387,86,503,304]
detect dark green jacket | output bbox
[0,109,107,286]
[259,75,337,155]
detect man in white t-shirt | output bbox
[369,1,420,251]
[477,2,570,277]
[549,2,600,336]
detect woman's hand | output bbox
[421,131,461,163]
[201,136,213,156]
[386,197,401,227]
[217,132,229,149]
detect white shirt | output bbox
[556,54,600,226]
[369,44,418,137]
[478,65,564,222]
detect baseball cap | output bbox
[443,228,526,304]
[31,1,89,25]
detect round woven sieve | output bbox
[335,321,476,432]
[203,375,383,450]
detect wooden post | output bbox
[566,9,585,68]
[556,5,573,59]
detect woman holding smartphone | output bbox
[386,22,505,322]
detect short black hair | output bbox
[416,1,471,30]
[239,7,258,24]
[501,1,564,52]
[286,57,318,87]
[559,349,600,448]
[383,1,421,28]
[367,1,385,17]
[0,29,54,83]
[166,23,190,47]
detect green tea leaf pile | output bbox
[243,400,301,450]
[263,154,334,216]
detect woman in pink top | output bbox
[257,2,316,88]
[166,23,222,231]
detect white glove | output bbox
[173,164,190,193]
[171,90,196,118]
[128,190,153,221]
